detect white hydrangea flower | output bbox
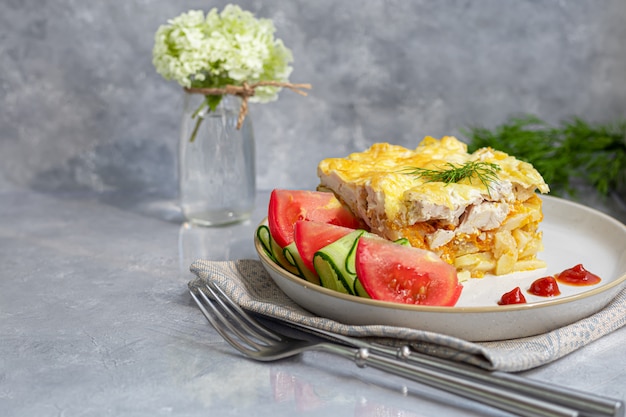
[152,5,293,103]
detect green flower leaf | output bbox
[205,95,223,113]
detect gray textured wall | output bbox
[2,0,625,204]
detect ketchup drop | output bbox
[498,287,527,305]
[556,264,602,286]
[528,276,561,297]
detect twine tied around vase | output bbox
[184,81,312,130]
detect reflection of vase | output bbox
[179,93,255,226]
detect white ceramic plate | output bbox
[254,195,626,341]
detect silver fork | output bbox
[190,282,579,417]
[270,316,623,417]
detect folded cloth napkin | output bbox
[188,259,626,372]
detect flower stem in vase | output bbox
[189,95,223,142]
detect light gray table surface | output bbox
[1,187,625,417]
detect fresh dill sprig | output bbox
[403,161,502,194]
[461,114,626,197]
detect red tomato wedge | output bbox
[294,220,356,275]
[268,189,362,248]
[355,236,462,306]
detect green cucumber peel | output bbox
[256,225,275,261]
[314,252,352,294]
[284,242,320,285]
[257,225,300,276]
[314,230,365,296]
[272,239,300,276]
[393,237,411,247]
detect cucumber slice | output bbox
[256,225,275,260]
[284,242,320,285]
[256,225,300,276]
[272,238,300,276]
[313,230,365,295]
[313,254,342,293]
[353,277,370,298]
[394,237,412,247]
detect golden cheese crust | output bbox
[317,136,549,278]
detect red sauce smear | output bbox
[498,287,527,305]
[556,263,602,286]
[528,276,561,297]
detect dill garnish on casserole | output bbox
[402,161,502,196]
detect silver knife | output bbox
[258,314,623,417]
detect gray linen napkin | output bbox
[188,259,626,372]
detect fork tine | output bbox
[206,282,282,343]
[204,282,281,345]
[192,283,318,362]
[191,287,267,356]
[189,289,250,352]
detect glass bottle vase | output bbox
[179,93,256,226]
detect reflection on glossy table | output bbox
[1,188,625,417]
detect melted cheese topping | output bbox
[317,136,549,277]
[318,136,548,226]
